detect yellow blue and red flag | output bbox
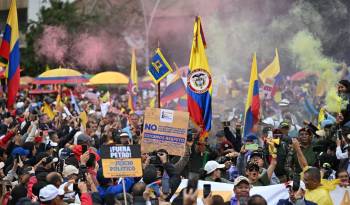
[187,16,212,141]
[161,70,186,105]
[0,0,20,109]
[148,48,173,84]
[128,49,138,112]
[243,53,260,137]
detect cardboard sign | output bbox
[100,145,142,178]
[141,108,189,156]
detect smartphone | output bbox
[187,129,193,142]
[161,178,170,194]
[82,145,88,154]
[203,184,211,198]
[16,154,20,161]
[245,144,259,151]
[186,176,198,193]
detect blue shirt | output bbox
[230,197,238,205]
[97,177,134,198]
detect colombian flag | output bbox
[161,70,186,104]
[243,53,260,137]
[187,16,212,141]
[0,0,20,109]
[128,49,138,112]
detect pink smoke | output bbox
[72,32,123,70]
[36,26,68,64]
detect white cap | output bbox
[47,140,58,147]
[204,161,225,174]
[233,176,250,186]
[62,165,79,178]
[279,99,290,107]
[39,184,64,202]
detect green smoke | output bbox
[288,30,341,112]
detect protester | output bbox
[1,68,350,205]
[303,167,333,205]
[277,181,317,205]
[230,176,251,205]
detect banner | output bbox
[172,180,348,205]
[141,107,189,156]
[100,145,142,178]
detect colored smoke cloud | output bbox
[36,26,68,64]
[72,33,120,70]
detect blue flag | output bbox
[148,48,173,84]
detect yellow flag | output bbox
[128,49,138,111]
[56,94,63,111]
[80,111,88,128]
[43,102,55,120]
[259,48,280,84]
[149,98,156,108]
[317,107,326,129]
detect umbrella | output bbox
[20,76,34,85]
[87,71,129,85]
[33,68,88,84]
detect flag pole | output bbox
[157,40,161,108]
[157,83,161,108]
[122,177,127,205]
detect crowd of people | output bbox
[0,77,350,205]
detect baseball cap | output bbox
[39,184,64,202]
[62,165,79,178]
[120,132,129,138]
[59,148,72,159]
[204,161,225,174]
[279,99,290,107]
[11,147,30,157]
[233,176,250,186]
[250,151,263,160]
[279,121,290,129]
[77,134,91,145]
[246,133,257,142]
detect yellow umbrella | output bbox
[88,71,129,85]
[33,68,88,84]
[39,68,83,77]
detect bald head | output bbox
[132,182,146,196]
[46,172,63,188]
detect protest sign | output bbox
[100,145,142,178]
[141,107,189,156]
[173,180,349,205]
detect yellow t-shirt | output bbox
[305,187,333,205]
